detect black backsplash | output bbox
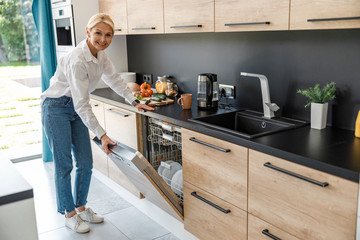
[127,29,360,131]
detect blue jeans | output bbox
[41,96,93,215]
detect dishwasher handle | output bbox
[189,137,230,153]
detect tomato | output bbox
[147,89,154,96]
[143,91,150,97]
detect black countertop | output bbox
[0,154,33,206]
[91,88,360,182]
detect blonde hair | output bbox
[87,13,114,34]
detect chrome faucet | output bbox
[240,72,279,118]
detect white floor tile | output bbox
[14,159,177,240]
[154,233,181,240]
[38,221,130,240]
[106,206,170,240]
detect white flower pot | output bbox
[311,102,328,130]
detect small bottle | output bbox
[355,110,360,138]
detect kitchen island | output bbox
[0,154,38,240]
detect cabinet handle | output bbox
[114,28,121,31]
[225,21,270,26]
[264,162,329,187]
[307,16,360,22]
[170,24,202,29]
[90,103,99,107]
[107,108,129,117]
[132,27,156,30]
[189,137,230,152]
[262,229,282,240]
[191,192,231,214]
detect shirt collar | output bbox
[82,39,104,63]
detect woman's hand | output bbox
[135,103,155,112]
[100,134,116,154]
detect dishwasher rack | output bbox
[147,118,182,169]
[147,117,183,201]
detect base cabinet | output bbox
[90,99,108,176]
[248,214,300,240]
[182,128,248,240]
[248,149,358,240]
[183,182,247,240]
[90,139,108,176]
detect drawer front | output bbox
[104,104,138,150]
[184,182,247,240]
[248,214,300,240]
[248,149,358,240]
[182,128,248,211]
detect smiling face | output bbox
[86,22,113,57]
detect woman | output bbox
[41,13,154,233]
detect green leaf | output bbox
[297,82,336,108]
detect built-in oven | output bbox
[52,3,75,60]
[51,0,71,6]
[92,116,184,222]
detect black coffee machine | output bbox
[197,73,219,109]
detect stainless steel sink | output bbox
[189,110,308,139]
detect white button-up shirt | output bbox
[41,39,136,139]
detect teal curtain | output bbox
[32,0,57,162]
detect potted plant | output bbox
[297,82,336,130]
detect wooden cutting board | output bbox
[141,97,175,107]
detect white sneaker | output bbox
[65,214,90,233]
[78,208,104,223]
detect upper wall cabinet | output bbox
[215,0,290,32]
[127,0,164,34]
[290,0,360,30]
[164,0,214,33]
[99,0,128,35]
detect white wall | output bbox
[106,35,128,72]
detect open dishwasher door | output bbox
[92,137,184,222]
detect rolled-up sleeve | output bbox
[68,62,106,139]
[101,56,137,104]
